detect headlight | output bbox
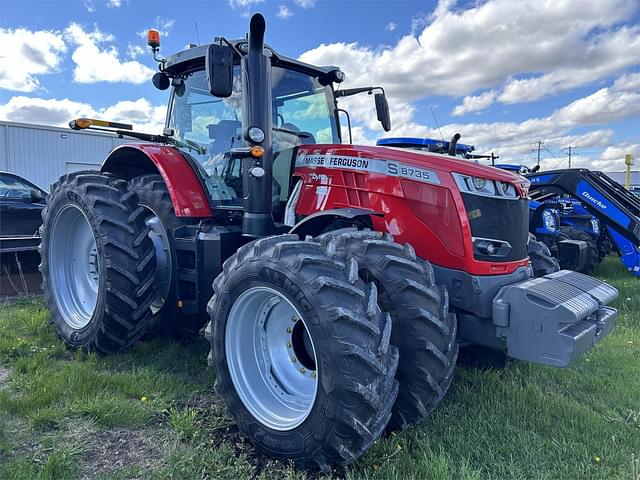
[247,126,265,143]
[590,218,600,234]
[473,177,486,189]
[452,173,517,198]
[542,209,557,231]
[472,237,512,257]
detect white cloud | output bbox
[0,28,67,92]
[0,96,166,133]
[553,85,640,126]
[452,91,497,116]
[276,5,293,19]
[612,72,640,91]
[84,0,95,12]
[137,17,175,39]
[340,66,640,171]
[229,0,264,8]
[497,26,640,105]
[107,0,122,7]
[65,23,154,84]
[127,44,146,59]
[299,0,640,107]
[101,98,166,132]
[0,96,94,126]
[294,0,315,8]
[385,22,397,32]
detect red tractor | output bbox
[40,14,618,470]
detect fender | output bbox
[289,208,383,238]
[101,144,213,218]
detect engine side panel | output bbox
[293,144,530,276]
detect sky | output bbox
[0,0,638,171]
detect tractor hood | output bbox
[296,144,530,196]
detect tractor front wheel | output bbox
[318,228,458,432]
[559,226,599,274]
[528,234,560,277]
[206,235,399,470]
[40,172,156,353]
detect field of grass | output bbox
[0,256,638,479]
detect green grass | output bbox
[0,256,638,479]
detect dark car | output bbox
[0,172,47,253]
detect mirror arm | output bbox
[337,108,352,144]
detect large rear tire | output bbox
[206,235,399,470]
[528,234,560,277]
[128,174,205,339]
[318,228,458,432]
[40,172,156,353]
[559,226,598,274]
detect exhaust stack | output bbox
[241,13,275,237]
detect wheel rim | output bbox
[48,204,99,329]
[225,286,318,431]
[143,208,172,314]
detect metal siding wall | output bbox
[1,123,130,190]
[0,124,7,171]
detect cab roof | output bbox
[162,39,341,82]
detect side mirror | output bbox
[206,44,234,98]
[30,189,43,203]
[374,93,391,132]
[152,72,170,90]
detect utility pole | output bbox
[530,140,544,167]
[563,146,577,168]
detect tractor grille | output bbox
[461,194,529,262]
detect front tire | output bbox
[528,234,560,277]
[559,226,598,274]
[206,235,399,470]
[40,172,156,353]
[318,228,458,432]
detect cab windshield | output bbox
[168,66,339,207]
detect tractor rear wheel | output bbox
[559,226,598,274]
[206,235,399,470]
[528,234,560,277]
[318,228,458,432]
[40,172,156,353]
[128,174,205,339]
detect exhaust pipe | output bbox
[241,13,275,237]
[448,133,461,156]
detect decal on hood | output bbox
[295,154,441,185]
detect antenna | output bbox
[430,106,445,142]
[194,21,201,45]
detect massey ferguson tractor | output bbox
[40,14,619,470]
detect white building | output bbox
[0,121,131,191]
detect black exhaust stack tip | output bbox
[448,133,461,156]
[249,13,266,50]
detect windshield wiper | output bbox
[165,136,207,155]
[273,127,313,140]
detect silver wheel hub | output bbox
[144,211,171,313]
[225,286,318,431]
[49,204,99,329]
